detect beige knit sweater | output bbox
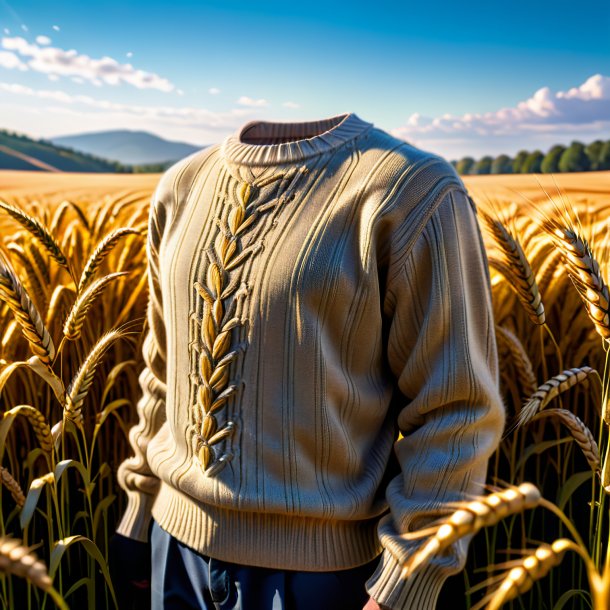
[116,111,506,609]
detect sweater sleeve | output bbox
[115,175,171,543]
[365,186,506,610]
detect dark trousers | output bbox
[151,520,380,610]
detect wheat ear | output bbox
[401,483,541,577]
[0,256,55,366]
[536,248,563,298]
[476,539,572,610]
[515,366,600,429]
[495,324,537,399]
[63,271,129,340]
[0,200,71,276]
[78,227,141,292]
[0,536,52,590]
[543,221,610,342]
[533,408,600,470]
[4,405,53,454]
[0,466,25,507]
[64,328,128,423]
[479,209,545,325]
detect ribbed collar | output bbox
[220,111,374,168]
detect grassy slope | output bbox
[0,131,125,173]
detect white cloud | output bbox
[52,25,60,31]
[35,35,51,45]
[3,28,10,35]
[282,101,300,109]
[237,95,268,107]
[126,51,133,58]
[0,50,28,71]
[0,35,176,92]
[209,87,220,95]
[392,74,610,149]
[0,80,261,131]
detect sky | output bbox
[0,0,609,160]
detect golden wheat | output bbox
[4,405,53,454]
[542,222,610,341]
[479,209,545,325]
[401,483,541,577]
[63,271,129,340]
[0,255,55,366]
[0,466,25,507]
[0,536,52,591]
[515,367,600,429]
[64,328,130,423]
[532,408,600,470]
[0,200,70,275]
[78,227,141,292]
[495,324,537,399]
[476,539,572,610]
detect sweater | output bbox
[116,111,506,610]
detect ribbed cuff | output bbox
[365,548,448,610]
[115,490,157,543]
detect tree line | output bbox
[450,138,610,175]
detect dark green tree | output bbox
[491,154,513,174]
[522,150,544,173]
[541,145,566,173]
[473,156,493,175]
[456,157,475,175]
[598,141,610,171]
[558,141,591,172]
[512,150,529,173]
[585,139,604,170]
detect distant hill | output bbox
[0,128,204,173]
[49,129,204,165]
[0,129,136,173]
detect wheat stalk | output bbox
[0,255,55,366]
[401,482,541,577]
[532,408,600,470]
[535,248,563,298]
[475,539,572,610]
[0,200,71,277]
[64,328,129,424]
[0,536,52,590]
[0,466,25,507]
[4,405,53,454]
[479,209,545,325]
[0,536,68,609]
[514,366,601,429]
[28,241,51,286]
[78,227,141,292]
[495,324,537,399]
[63,271,129,340]
[6,243,47,312]
[542,221,610,342]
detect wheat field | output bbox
[0,168,609,609]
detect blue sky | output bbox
[0,0,609,159]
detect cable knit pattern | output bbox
[115,111,506,610]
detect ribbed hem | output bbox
[365,548,448,610]
[150,481,384,571]
[220,111,373,167]
[115,489,157,542]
